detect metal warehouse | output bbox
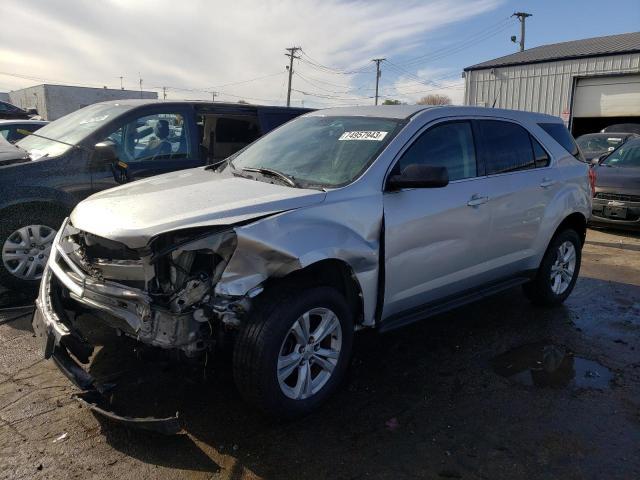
[8,84,157,121]
[463,31,640,136]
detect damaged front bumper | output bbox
[32,218,242,433]
[32,305,181,434]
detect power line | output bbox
[209,71,285,89]
[291,88,373,101]
[397,17,516,67]
[383,60,451,89]
[298,50,375,75]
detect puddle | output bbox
[491,342,613,390]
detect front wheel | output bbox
[0,209,64,290]
[523,229,582,306]
[233,286,353,418]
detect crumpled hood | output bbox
[71,168,326,248]
[595,165,640,190]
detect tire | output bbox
[523,229,582,306]
[0,207,66,291]
[233,286,353,418]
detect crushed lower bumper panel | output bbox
[75,391,181,435]
[34,308,182,435]
[54,346,182,435]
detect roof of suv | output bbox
[91,99,310,112]
[306,104,561,122]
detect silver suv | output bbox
[32,106,591,428]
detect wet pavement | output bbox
[1,228,639,479]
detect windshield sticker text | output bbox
[339,131,388,141]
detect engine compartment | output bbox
[48,221,242,357]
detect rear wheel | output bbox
[0,208,65,290]
[523,229,582,306]
[233,286,353,418]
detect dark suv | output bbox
[0,100,310,289]
[0,100,31,120]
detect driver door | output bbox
[91,108,200,192]
[382,120,492,320]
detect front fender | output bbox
[215,194,383,325]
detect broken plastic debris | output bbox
[53,432,68,443]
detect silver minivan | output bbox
[33,106,591,429]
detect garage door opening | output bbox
[571,74,640,137]
[572,116,640,137]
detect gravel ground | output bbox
[0,228,639,480]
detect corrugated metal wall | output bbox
[464,52,640,118]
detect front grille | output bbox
[595,192,640,203]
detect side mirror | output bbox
[388,164,449,190]
[93,141,118,165]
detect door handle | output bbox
[467,194,489,206]
[540,178,555,188]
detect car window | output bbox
[576,134,624,153]
[531,135,550,168]
[216,117,260,144]
[102,113,190,163]
[17,103,131,158]
[477,120,535,174]
[398,121,477,181]
[0,128,9,140]
[539,122,583,161]
[259,111,304,132]
[601,142,640,168]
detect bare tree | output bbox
[416,94,452,105]
[382,99,402,105]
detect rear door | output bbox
[91,106,201,191]
[477,119,557,277]
[382,119,492,319]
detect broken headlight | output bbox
[149,228,237,313]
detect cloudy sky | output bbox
[1,0,639,108]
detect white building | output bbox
[8,84,157,120]
[463,32,640,136]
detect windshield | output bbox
[576,134,625,153]
[16,103,131,158]
[601,142,640,168]
[223,116,403,188]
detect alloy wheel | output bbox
[277,307,342,400]
[549,240,576,295]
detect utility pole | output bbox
[119,76,124,90]
[162,86,167,100]
[285,46,301,107]
[211,91,218,102]
[512,12,532,52]
[138,73,143,98]
[372,58,385,105]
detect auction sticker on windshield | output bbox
[339,131,388,141]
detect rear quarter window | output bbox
[539,123,584,162]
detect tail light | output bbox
[588,166,596,197]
